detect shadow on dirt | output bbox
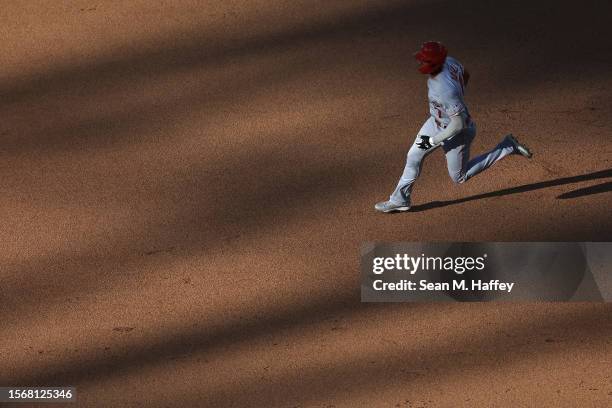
[170,304,612,407]
[410,168,612,212]
[557,180,612,199]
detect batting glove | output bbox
[416,135,436,150]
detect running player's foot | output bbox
[375,200,411,213]
[506,134,533,158]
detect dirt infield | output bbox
[1,1,611,407]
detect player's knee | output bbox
[406,153,421,167]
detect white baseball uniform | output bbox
[389,56,516,205]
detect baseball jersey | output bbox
[427,56,471,130]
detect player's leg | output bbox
[443,126,475,184]
[444,123,523,183]
[388,142,428,202]
[375,118,437,212]
[463,132,516,181]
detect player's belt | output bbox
[435,115,472,128]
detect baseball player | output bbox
[375,41,532,213]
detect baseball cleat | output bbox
[506,134,533,158]
[375,200,411,213]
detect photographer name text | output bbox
[372,279,515,293]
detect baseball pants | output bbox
[389,117,515,205]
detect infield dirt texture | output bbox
[1,1,611,407]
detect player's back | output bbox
[427,56,470,128]
[428,56,466,98]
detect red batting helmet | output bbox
[414,41,447,75]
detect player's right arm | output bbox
[429,112,466,145]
